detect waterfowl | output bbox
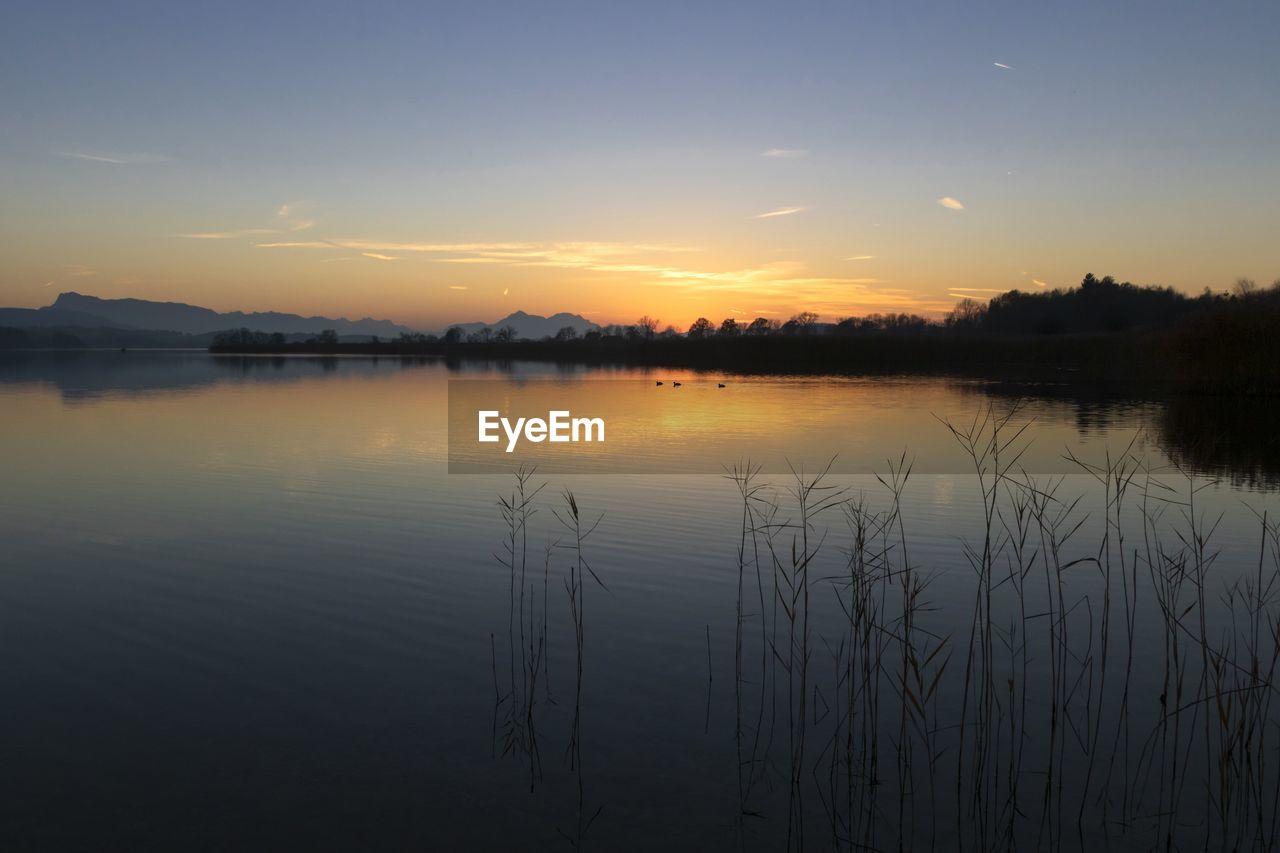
[656,381,663,386]
[672,381,682,387]
[718,383,726,388]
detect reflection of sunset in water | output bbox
[0,354,1229,480]
[4,352,1280,853]
[448,375,1169,474]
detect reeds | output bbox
[492,465,546,786]
[554,487,605,847]
[487,418,1280,851]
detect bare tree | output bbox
[945,297,988,328]
[791,311,819,332]
[1234,277,1259,297]
[635,315,659,339]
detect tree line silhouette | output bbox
[207,273,1280,393]
[404,273,1274,343]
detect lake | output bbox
[2,350,1278,851]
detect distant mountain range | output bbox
[448,310,599,340]
[0,292,601,346]
[0,304,133,329]
[13,292,416,337]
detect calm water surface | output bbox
[2,351,1278,850]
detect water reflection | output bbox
[3,351,1278,488]
[1159,394,1280,489]
[3,350,1280,849]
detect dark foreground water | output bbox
[2,351,1279,851]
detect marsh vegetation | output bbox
[488,406,1280,851]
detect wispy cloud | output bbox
[333,240,545,254]
[258,240,697,262]
[756,207,806,219]
[1032,279,1048,287]
[180,229,280,239]
[361,252,400,261]
[503,288,510,296]
[276,201,314,232]
[993,62,1014,70]
[762,148,808,159]
[252,237,951,316]
[948,287,1004,293]
[937,196,966,211]
[38,263,98,290]
[54,150,171,165]
[845,255,876,261]
[178,202,315,242]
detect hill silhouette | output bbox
[446,310,598,340]
[40,292,414,337]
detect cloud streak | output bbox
[54,150,171,165]
[180,229,281,239]
[762,148,808,159]
[756,207,806,219]
[251,237,950,316]
[38,263,98,291]
[937,196,966,210]
[178,202,316,242]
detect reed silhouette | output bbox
[487,410,1280,850]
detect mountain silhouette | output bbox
[448,310,599,340]
[40,292,414,337]
[0,305,132,329]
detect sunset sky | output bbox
[2,0,1277,330]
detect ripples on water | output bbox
[1,350,1278,850]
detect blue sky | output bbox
[2,0,1277,327]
